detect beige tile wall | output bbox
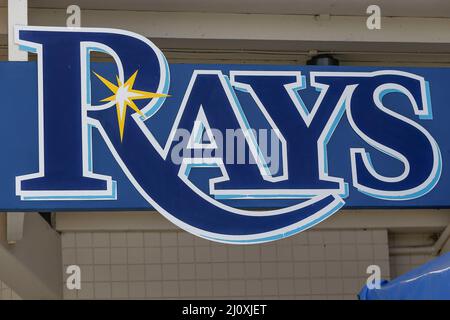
[61,229,390,300]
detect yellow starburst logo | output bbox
[94,70,168,141]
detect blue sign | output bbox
[0,26,448,243]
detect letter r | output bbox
[14,26,168,200]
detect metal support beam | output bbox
[6,212,25,244]
[1,8,450,53]
[24,10,450,45]
[0,213,63,299]
[55,209,450,232]
[390,223,450,256]
[441,237,450,254]
[7,0,27,61]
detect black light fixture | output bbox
[307,54,339,66]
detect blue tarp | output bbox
[359,252,450,300]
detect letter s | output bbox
[347,71,441,200]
